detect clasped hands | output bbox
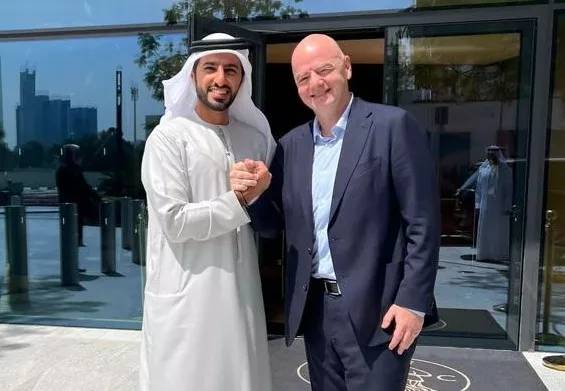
[230,159,272,206]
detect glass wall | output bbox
[222,0,540,18]
[260,21,535,347]
[259,0,540,16]
[385,23,533,348]
[0,32,185,328]
[0,0,558,344]
[538,12,565,351]
[412,0,538,7]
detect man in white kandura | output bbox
[139,33,275,391]
[457,145,512,262]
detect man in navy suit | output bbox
[231,34,440,391]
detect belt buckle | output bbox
[324,280,341,296]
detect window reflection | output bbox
[0,33,183,328]
[396,32,523,343]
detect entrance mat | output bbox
[422,308,507,339]
[268,338,547,391]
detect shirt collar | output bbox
[313,94,354,142]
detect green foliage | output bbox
[144,116,160,136]
[135,33,187,101]
[163,0,305,23]
[403,59,519,103]
[136,0,305,101]
[19,141,45,168]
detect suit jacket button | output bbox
[303,283,308,291]
[307,248,312,255]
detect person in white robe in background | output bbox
[139,33,275,391]
[458,145,512,262]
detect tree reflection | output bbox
[136,0,306,102]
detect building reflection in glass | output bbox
[0,33,183,329]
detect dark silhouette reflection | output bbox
[103,271,125,278]
[3,279,103,315]
[55,144,101,246]
[78,273,100,282]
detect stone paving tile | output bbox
[0,325,561,391]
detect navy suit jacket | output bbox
[251,97,440,347]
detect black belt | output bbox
[312,278,342,296]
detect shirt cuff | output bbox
[247,195,260,206]
[408,309,425,318]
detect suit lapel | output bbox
[329,98,373,223]
[295,122,315,229]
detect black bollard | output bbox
[100,201,116,274]
[60,203,79,286]
[139,203,147,268]
[121,197,132,250]
[5,205,28,293]
[131,200,145,265]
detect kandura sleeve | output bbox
[141,130,250,243]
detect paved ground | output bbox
[0,209,144,328]
[0,324,563,391]
[1,209,565,390]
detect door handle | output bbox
[511,204,519,222]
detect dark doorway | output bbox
[261,37,385,334]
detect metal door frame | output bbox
[3,2,564,350]
[383,19,535,349]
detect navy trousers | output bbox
[301,279,415,391]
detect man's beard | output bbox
[195,82,237,112]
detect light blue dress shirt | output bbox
[310,95,425,318]
[311,95,354,280]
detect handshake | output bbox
[230,159,272,207]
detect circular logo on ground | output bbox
[297,359,470,390]
[407,359,470,390]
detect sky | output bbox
[0,35,183,147]
[0,0,411,148]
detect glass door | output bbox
[384,20,535,348]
